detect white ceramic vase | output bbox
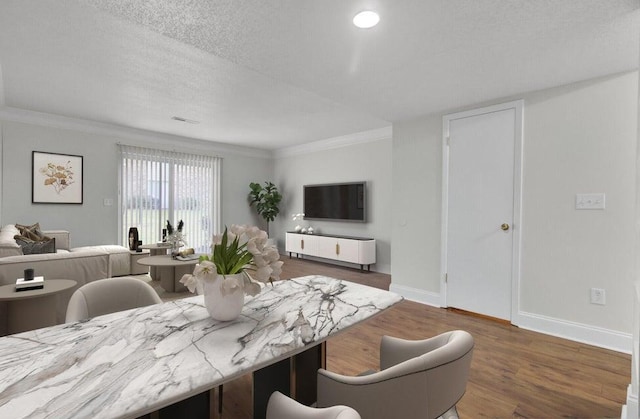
[202,274,245,321]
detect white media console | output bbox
[285,232,376,271]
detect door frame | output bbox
[440,100,524,324]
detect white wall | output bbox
[392,71,638,352]
[391,114,442,296]
[272,135,393,273]
[0,113,273,247]
[520,74,636,330]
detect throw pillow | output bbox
[15,223,45,241]
[15,237,56,255]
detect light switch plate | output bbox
[576,193,605,210]
[103,198,114,206]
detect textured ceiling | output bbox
[0,0,638,150]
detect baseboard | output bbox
[622,384,638,419]
[388,283,441,307]
[386,285,632,353]
[517,310,632,354]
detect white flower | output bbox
[270,261,284,280]
[254,265,273,282]
[245,280,261,297]
[252,252,267,268]
[246,238,260,255]
[263,246,279,263]
[193,261,217,282]
[229,224,247,236]
[179,274,198,293]
[220,274,243,296]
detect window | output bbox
[119,145,221,253]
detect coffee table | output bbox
[0,279,77,335]
[136,255,198,292]
[139,243,172,279]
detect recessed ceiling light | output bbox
[353,11,379,29]
[171,116,200,124]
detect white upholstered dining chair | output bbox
[65,276,162,322]
[317,330,474,419]
[267,391,361,419]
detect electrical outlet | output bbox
[590,288,606,305]
[103,198,113,206]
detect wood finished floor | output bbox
[152,256,631,418]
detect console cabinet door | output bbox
[286,233,315,254]
[316,236,337,260]
[316,237,360,264]
[335,239,360,264]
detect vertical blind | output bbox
[118,145,221,253]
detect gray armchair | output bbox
[65,276,162,322]
[267,391,361,419]
[317,330,474,419]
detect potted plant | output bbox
[249,181,282,234]
[180,224,283,321]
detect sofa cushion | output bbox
[15,237,56,255]
[71,245,131,277]
[0,225,22,257]
[15,223,46,241]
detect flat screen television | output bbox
[304,182,366,222]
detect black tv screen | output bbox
[304,182,366,222]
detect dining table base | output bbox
[137,342,326,419]
[253,342,326,419]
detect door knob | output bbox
[501,223,510,231]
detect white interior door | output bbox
[443,102,522,321]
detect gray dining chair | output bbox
[267,391,361,419]
[317,330,474,419]
[65,276,162,322]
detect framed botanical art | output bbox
[32,151,83,204]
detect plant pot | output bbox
[202,274,245,321]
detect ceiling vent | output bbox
[171,116,200,124]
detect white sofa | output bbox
[0,224,138,335]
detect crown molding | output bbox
[273,126,392,158]
[0,106,272,159]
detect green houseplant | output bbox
[249,181,282,233]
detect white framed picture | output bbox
[32,151,83,204]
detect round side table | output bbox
[137,255,198,293]
[0,279,77,335]
[139,243,172,279]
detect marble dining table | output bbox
[0,275,402,419]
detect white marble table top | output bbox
[0,275,402,419]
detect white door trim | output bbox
[440,100,524,325]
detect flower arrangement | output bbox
[166,220,186,249]
[180,224,283,297]
[292,213,304,233]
